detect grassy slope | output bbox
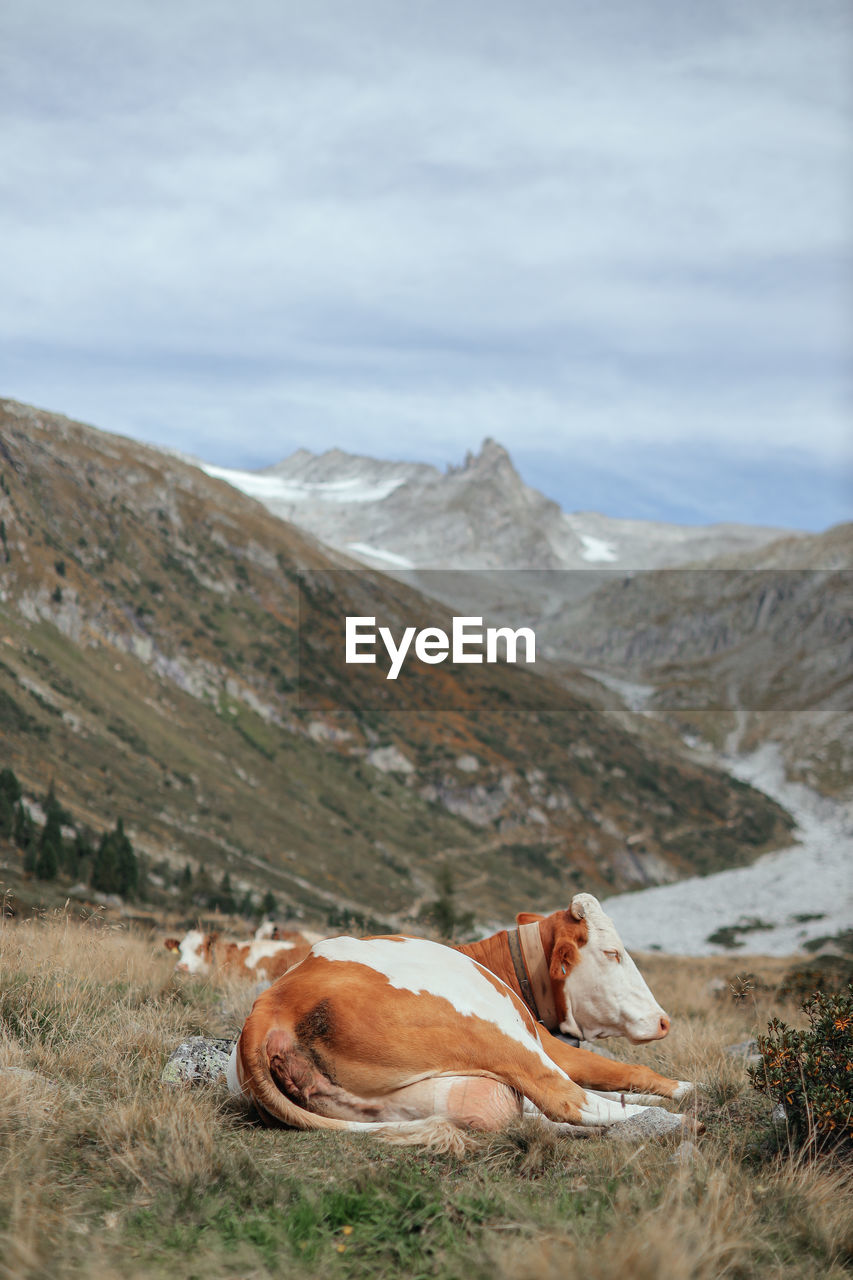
[2,914,851,1280]
[0,397,792,924]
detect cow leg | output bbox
[539,1037,693,1101]
[268,1040,523,1130]
[374,1076,523,1130]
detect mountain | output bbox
[0,397,792,927]
[543,525,853,796]
[203,439,794,574]
[200,437,848,796]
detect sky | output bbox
[1,0,851,531]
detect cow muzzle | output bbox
[629,1013,670,1043]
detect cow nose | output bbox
[176,962,189,973]
[658,1014,670,1037]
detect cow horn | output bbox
[569,897,586,921]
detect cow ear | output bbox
[550,935,580,980]
[516,912,545,925]
[163,938,179,952]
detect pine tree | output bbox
[91,827,119,893]
[260,889,277,918]
[422,866,475,940]
[113,819,138,897]
[65,829,93,878]
[35,804,62,880]
[14,801,35,869]
[212,870,236,914]
[238,889,255,919]
[0,767,20,838]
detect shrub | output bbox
[779,955,853,1002]
[750,984,853,1149]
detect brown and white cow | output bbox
[228,893,694,1146]
[164,929,313,982]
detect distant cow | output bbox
[254,920,324,945]
[228,893,695,1147]
[164,929,313,982]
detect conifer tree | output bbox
[113,818,139,897]
[65,829,93,878]
[91,827,119,894]
[91,819,138,897]
[14,801,35,868]
[260,889,277,918]
[35,804,62,880]
[212,870,236,914]
[0,767,20,838]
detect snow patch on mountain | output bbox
[346,543,415,569]
[203,463,406,505]
[579,534,619,563]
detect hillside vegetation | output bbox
[0,397,791,925]
[2,912,852,1280]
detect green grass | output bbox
[3,916,853,1280]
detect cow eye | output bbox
[603,949,621,962]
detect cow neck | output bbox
[456,932,522,1001]
[457,923,561,1032]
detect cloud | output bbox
[0,0,850,525]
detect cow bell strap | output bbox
[517,921,561,1031]
[507,923,562,1032]
[506,927,538,1017]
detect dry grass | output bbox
[1,912,851,1280]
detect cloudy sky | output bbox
[1,0,851,530]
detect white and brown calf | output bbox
[164,929,313,982]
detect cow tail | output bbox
[231,1022,479,1153]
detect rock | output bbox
[1,1066,61,1117]
[706,977,728,997]
[161,1037,234,1086]
[366,745,414,775]
[606,1107,686,1142]
[669,1139,701,1167]
[771,1103,788,1128]
[455,754,479,773]
[725,1039,761,1066]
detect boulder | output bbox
[725,1039,762,1066]
[606,1107,687,1142]
[161,1037,234,1086]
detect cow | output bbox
[227,893,695,1149]
[164,928,314,982]
[254,920,324,945]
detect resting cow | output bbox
[164,929,314,982]
[228,893,694,1146]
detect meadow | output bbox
[1,911,851,1280]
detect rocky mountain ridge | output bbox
[203,438,794,574]
[0,397,793,926]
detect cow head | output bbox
[519,893,670,1044]
[171,929,216,975]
